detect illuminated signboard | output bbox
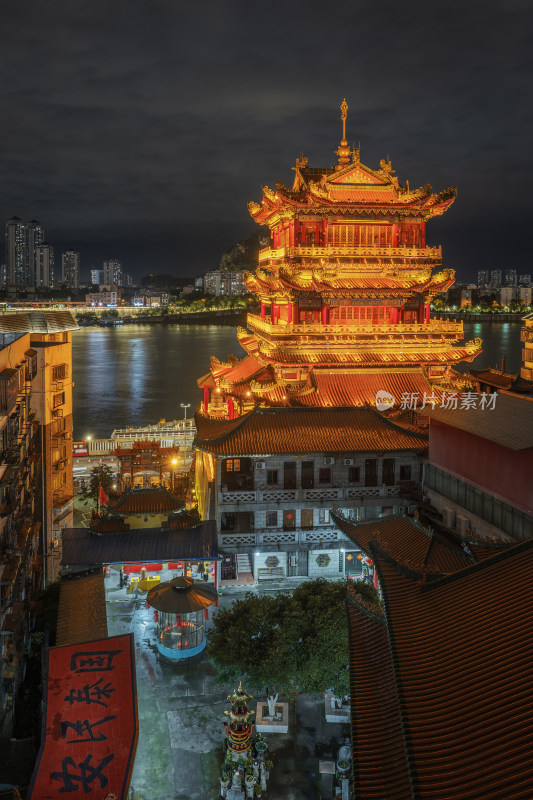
[28,633,138,800]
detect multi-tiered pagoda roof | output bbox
[197,100,481,421]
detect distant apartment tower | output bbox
[505,269,518,287]
[103,259,122,286]
[520,274,532,286]
[35,243,55,288]
[61,250,80,289]
[5,217,26,286]
[477,270,489,287]
[489,269,503,287]
[204,270,248,296]
[26,219,44,286]
[91,269,104,285]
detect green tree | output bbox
[206,579,352,700]
[80,465,114,504]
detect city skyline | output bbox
[1,1,532,281]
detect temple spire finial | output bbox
[335,98,352,169]
[340,98,348,143]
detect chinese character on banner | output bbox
[27,634,138,800]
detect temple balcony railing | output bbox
[247,314,464,338]
[219,485,405,506]
[258,245,442,262]
[219,527,352,548]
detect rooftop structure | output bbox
[198,100,480,420]
[335,511,533,800]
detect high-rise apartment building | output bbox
[26,220,44,286]
[91,269,104,285]
[61,250,80,289]
[519,274,532,286]
[1,310,77,735]
[103,259,122,286]
[505,268,518,287]
[489,269,503,287]
[477,270,489,287]
[35,243,55,288]
[5,217,26,287]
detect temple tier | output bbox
[198,100,481,419]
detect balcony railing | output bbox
[219,526,351,548]
[258,245,442,262]
[247,314,464,338]
[219,485,406,505]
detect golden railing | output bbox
[258,245,442,262]
[247,314,464,337]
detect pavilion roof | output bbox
[56,569,108,646]
[337,512,533,798]
[257,340,481,366]
[194,406,428,456]
[60,521,218,565]
[249,156,456,225]
[469,367,533,393]
[108,487,184,514]
[369,537,533,798]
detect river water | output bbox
[71,321,523,440]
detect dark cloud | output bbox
[1,0,532,280]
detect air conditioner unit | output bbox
[442,507,456,529]
[456,515,470,536]
[255,461,266,470]
[324,457,335,465]
[343,458,354,466]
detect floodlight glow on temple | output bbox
[198,100,481,418]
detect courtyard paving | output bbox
[105,575,349,800]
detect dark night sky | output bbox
[1,0,532,282]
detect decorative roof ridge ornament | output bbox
[335,98,353,169]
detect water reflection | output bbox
[72,321,522,439]
[72,325,245,439]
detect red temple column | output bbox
[425,303,431,324]
[321,305,329,325]
[227,397,234,419]
[420,222,426,248]
[288,223,293,248]
[260,301,265,320]
[322,220,327,246]
[294,220,300,244]
[271,302,276,324]
[203,387,209,414]
[392,307,399,324]
[293,301,299,324]
[418,301,425,324]
[392,223,399,248]
[287,303,292,324]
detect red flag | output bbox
[99,485,109,506]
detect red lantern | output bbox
[204,609,209,621]
[176,614,181,626]
[153,610,159,622]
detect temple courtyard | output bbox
[104,572,349,800]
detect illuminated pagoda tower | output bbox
[199,99,481,417]
[194,101,482,584]
[223,682,255,759]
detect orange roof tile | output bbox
[109,488,184,514]
[343,521,533,799]
[194,406,428,456]
[56,570,108,646]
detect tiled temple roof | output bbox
[469,367,533,393]
[338,511,533,799]
[56,570,108,646]
[194,406,428,456]
[332,512,476,574]
[346,583,411,799]
[108,487,184,514]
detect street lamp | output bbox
[179,403,191,470]
[180,403,191,421]
[171,457,178,489]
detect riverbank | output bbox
[436,311,527,322]
[76,308,248,326]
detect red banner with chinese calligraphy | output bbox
[28,633,138,800]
